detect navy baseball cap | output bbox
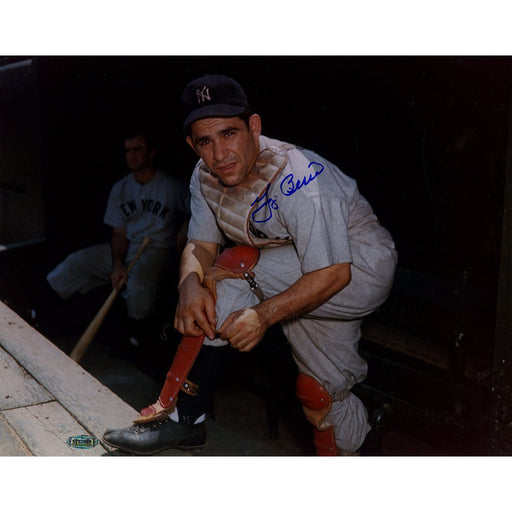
[181,74,250,130]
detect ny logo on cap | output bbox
[196,85,211,104]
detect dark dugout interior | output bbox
[1,56,511,454]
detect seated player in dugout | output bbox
[45,127,191,349]
[102,75,397,456]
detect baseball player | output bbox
[46,128,190,345]
[102,76,397,455]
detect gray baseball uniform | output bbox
[47,170,190,319]
[188,135,397,452]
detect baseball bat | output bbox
[69,236,151,363]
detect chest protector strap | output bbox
[199,148,290,248]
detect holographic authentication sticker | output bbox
[66,435,100,449]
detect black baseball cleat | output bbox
[102,419,207,455]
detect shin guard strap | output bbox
[181,379,199,396]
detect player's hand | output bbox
[218,308,268,352]
[174,273,217,340]
[110,265,127,290]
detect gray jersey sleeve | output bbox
[103,181,126,229]
[187,164,225,245]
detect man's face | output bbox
[124,135,152,173]
[186,115,261,187]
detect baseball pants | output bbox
[46,242,176,320]
[205,241,397,452]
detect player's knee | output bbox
[296,374,331,410]
[125,286,157,320]
[296,373,332,430]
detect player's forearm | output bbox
[178,240,219,292]
[110,228,129,267]
[253,262,351,328]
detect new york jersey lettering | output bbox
[119,198,170,220]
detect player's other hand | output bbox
[218,308,267,352]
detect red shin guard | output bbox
[203,246,260,301]
[158,335,205,408]
[296,373,338,456]
[313,427,338,456]
[134,335,204,423]
[135,246,260,425]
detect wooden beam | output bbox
[0,347,52,410]
[0,301,137,448]
[3,402,107,456]
[0,413,31,456]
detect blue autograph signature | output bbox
[250,161,325,223]
[250,183,279,223]
[280,161,325,196]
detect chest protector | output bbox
[199,147,291,248]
